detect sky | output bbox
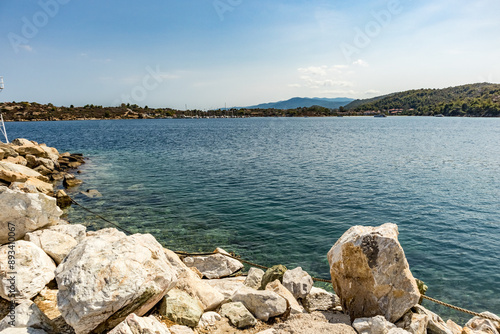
[1,0,499,110]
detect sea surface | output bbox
[6,117,500,323]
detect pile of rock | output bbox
[1,139,499,334]
[0,138,84,197]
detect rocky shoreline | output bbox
[1,139,499,334]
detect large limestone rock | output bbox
[327,223,420,322]
[244,267,265,289]
[24,229,78,264]
[412,305,453,334]
[282,266,313,299]
[220,302,257,329]
[182,248,244,279]
[23,178,54,195]
[0,300,54,332]
[108,313,170,334]
[0,161,46,180]
[465,313,500,334]
[159,288,204,328]
[396,311,428,334]
[55,229,177,334]
[265,280,305,315]
[353,315,411,334]
[163,248,224,311]
[47,223,86,242]
[303,287,341,312]
[232,286,287,321]
[0,186,62,244]
[204,276,246,299]
[0,241,56,301]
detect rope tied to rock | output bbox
[69,197,500,323]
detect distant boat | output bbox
[374,114,387,118]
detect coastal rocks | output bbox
[108,313,170,334]
[22,177,53,195]
[0,241,56,301]
[204,277,246,300]
[24,229,78,264]
[265,280,305,315]
[47,223,87,242]
[220,302,257,329]
[159,289,204,328]
[0,300,54,332]
[412,305,453,334]
[0,161,46,181]
[55,229,177,334]
[244,267,265,289]
[0,327,48,334]
[273,312,357,334]
[169,325,195,334]
[260,265,287,290]
[353,315,411,334]
[55,189,72,208]
[465,313,500,334]
[327,223,420,322]
[282,266,313,299]
[198,311,222,328]
[0,187,62,244]
[396,311,428,334]
[26,155,56,171]
[80,189,102,198]
[232,286,287,321]
[63,173,83,188]
[302,287,341,312]
[182,248,244,279]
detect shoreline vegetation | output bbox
[2,83,500,121]
[1,139,499,334]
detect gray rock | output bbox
[353,315,411,334]
[204,277,245,300]
[220,302,257,329]
[412,305,453,334]
[0,187,62,244]
[282,266,313,299]
[159,288,204,328]
[465,312,500,334]
[182,248,243,279]
[0,300,54,332]
[232,286,287,321]
[265,280,305,315]
[46,223,86,242]
[303,287,341,312]
[328,223,420,322]
[396,311,428,334]
[0,241,56,301]
[108,313,170,334]
[55,229,177,334]
[24,229,77,264]
[197,312,222,328]
[244,267,265,289]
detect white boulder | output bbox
[303,287,341,312]
[0,300,54,332]
[353,315,411,334]
[159,288,204,328]
[182,248,244,279]
[282,266,313,299]
[204,276,246,299]
[198,312,222,328]
[220,302,257,329]
[108,313,170,334]
[25,229,77,264]
[265,279,305,315]
[231,286,287,321]
[244,267,265,289]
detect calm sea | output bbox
[6,117,500,323]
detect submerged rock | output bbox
[182,248,244,279]
[328,223,420,322]
[55,229,177,334]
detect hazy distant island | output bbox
[2,83,500,121]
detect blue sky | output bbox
[1,0,499,109]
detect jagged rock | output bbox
[4,156,27,166]
[33,165,52,176]
[303,287,341,312]
[38,144,59,163]
[198,312,222,328]
[9,181,38,193]
[11,138,34,146]
[396,311,428,334]
[328,223,420,322]
[55,189,72,208]
[159,288,204,328]
[0,328,48,334]
[220,302,257,329]
[204,277,246,299]
[55,229,177,334]
[232,286,287,321]
[0,241,56,301]
[47,223,87,242]
[169,325,195,334]
[0,300,54,332]
[0,161,45,180]
[273,312,357,334]
[0,187,62,244]
[446,320,463,334]
[265,280,305,315]
[25,155,55,171]
[0,169,28,183]
[108,313,170,334]
[24,229,77,264]
[63,173,83,188]
[23,178,53,195]
[465,313,500,334]
[0,143,19,159]
[244,267,265,289]
[163,249,224,311]
[260,265,287,290]
[182,248,244,279]
[353,315,411,334]
[412,305,453,334]
[80,189,102,198]
[282,266,313,299]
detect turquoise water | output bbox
[7,117,500,323]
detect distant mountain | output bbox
[246,97,355,110]
[344,83,500,116]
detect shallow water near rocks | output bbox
[7,117,500,323]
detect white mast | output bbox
[0,77,9,143]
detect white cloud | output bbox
[353,59,369,67]
[293,64,355,92]
[365,89,380,95]
[19,45,33,52]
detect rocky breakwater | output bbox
[0,139,499,334]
